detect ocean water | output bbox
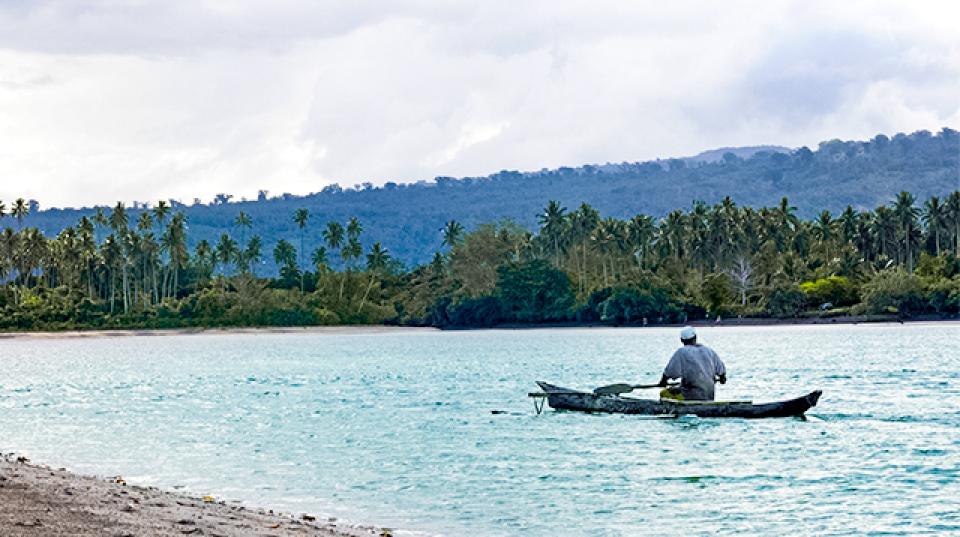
[1,324,958,536]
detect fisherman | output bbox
[658,326,726,401]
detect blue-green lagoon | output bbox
[1,324,958,536]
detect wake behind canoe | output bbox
[533,381,822,418]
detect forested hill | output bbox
[19,128,960,266]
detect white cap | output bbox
[680,326,697,340]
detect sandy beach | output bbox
[1,317,957,341]
[0,325,437,340]
[0,454,388,537]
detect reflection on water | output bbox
[1,323,958,536]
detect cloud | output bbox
[0,1,957,208]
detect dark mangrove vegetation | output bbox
[1,189,959,330]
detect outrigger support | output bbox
[528,392,547,415]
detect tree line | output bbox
[21,128,960,268]
[0,190,958,330]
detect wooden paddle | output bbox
[593,382,663,395]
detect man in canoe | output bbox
[658,326,726,401]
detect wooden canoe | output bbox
[533,381,822,418]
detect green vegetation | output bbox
[22,128,960,267]
[1,190,959,331]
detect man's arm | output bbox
[713,349,727,384]
[661,351,682,386]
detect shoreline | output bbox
[1,315,958,339]
[0,453,390,537]
[0,325,438,340]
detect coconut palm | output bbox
[235,211,252,247]
[137,212,153,233]
[892,191,920,271]
[243,236,263,276]
[311,246,329,273]
[947,191,960,254]
[923,196,947,255]
[627,214,655,271]
[346,217,362,241]
[194,239,213,287]
[109,202,128,234]
[537,200,567,266]
[214,233,238,276]
[442,220,464,249]
[322,222,344,262]
[152,200,171,231]
[162,213,189,298]
[293,208,309,290]
[872,206,897,262]
[272,239,297,272]
[569,203,599,294]
[11,198,28,229]
[358,242,391,312]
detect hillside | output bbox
[16,128,960,267]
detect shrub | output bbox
[926,277,960,314]
[598,287,682,324]
[861,269,925,316]
[495,260,573,323]
[799,275,859,307]
[767,284,806,318]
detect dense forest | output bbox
[18,128,960,267]
[0,186,958,330]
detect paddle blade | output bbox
[593,383,635,395]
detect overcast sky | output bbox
[1,1,958,209]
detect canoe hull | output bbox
[536,382,821,418]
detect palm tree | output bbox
[441,220,465,250]
[101,234,122,312]
[661,210,686,260]
[0,228,18,298]
[109,202,128,234]
[812,210,835,259]
[872,206,897,261]
[923,196,947,255]
[892,191,920,271]
[322,222,344,262]
[194,239,213,287]
[0,200,6,221]
[12,198,28,229]
[590,217,621,286]
[235,211,252,247]
[93,207,107,244]
[322,221,345,299]
[947,191,960,255]
[346,217,362,241]
[569,203,599,294]
[214,233,238,276]
[311,246,329,273]
[627,214,655,270]
[358,242,391,312]
[137,212,153,233]
[152,200,171,231]
[838,205,859,244]
[163,213,189,298]
[272,239,297,272]
[293,209,310,291]
[243,236,262,276]
[537,200,567,266]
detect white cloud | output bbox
[0,0,957,208]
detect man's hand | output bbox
[717,374,727,385]
[658,374,670,387]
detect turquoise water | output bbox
[1,324,958,536]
